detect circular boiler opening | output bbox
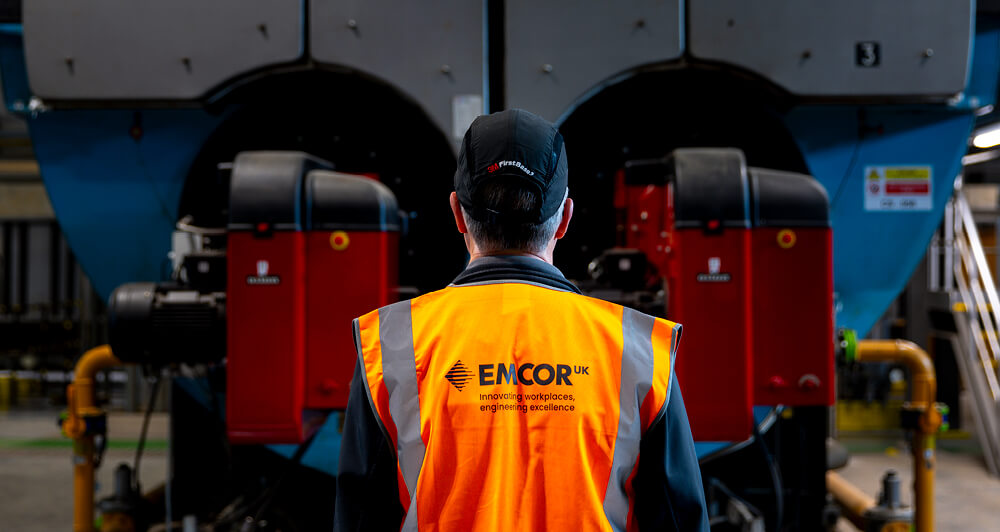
[554,66,810,280]
[178,68,466,293]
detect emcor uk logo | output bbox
[446,360,590,391]
[445,360,475,391]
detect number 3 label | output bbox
[856,42,881,67]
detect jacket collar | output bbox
[451,255,581,294]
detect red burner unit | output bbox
[226,153,400,444]
[617,149,834,443]
[749,168,834,407]
[304,171,400,410]
[666,149,755,442]
[226,152,330,444]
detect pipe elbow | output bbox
[70,345,123,414]
[856,339,936,407]
[73,345,121,383]
[892,340,935,378]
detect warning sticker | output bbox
[864,165,932,211]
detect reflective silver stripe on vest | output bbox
[666,323,681,409]
[378,300,425,531]
[603,307,656,531]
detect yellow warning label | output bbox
[885,167,930,180]
[864,165,933,212]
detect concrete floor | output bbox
[834,436,1000,531]
[2,410,999,531]
[0,409,167,531]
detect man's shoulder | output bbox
[354,285,454,324]
[567,292,681,328]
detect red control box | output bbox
[620,150,833,442]
[304,171,399,410]
[227,231,309,443]
[666,149,755,442]
[226,153,400,444]
[226,152,325,444]
[750,169,833,407]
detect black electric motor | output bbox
[108,252,226,366]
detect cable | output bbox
[198,365,233,477]
[706,477,765,527]
[698,407,785,531]
[698,406,782,465]
[133,371,161,492]
[827,108,868,208]
[753,420,784,532]
[245,429,321,530]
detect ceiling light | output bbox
[973,123,1000,149]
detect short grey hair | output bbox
[462,182,564,254]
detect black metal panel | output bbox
[179,69,464,295]
[750,168,830,228]
[699,406,829,532]
[306,171,401,231]
[981,0,1000,15]
[0,0,20,23]
[1,222,10,312]
[49,221,60,316]
[487,0,506,112]
[931,335,962,430]
[670,148,750,229]
[16,221,26,313]
[228,151,333,231]
[170,374,337,529]
[65,239,77,318]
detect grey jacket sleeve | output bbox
[333,362,403,532]
[634,381,710,531]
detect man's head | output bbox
[450,109,573,263]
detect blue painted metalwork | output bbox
[0,26,231,298]
[6,26,996,332]
[0,24,30,111]
[175,375,342,475]
[781,25,1000,336]
[785,107,975,335]
[4,15,998,469]
[268,414,343,475]
[29,109,228,298]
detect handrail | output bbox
[953,192,1000,396]
[940,190,1000,477]
[955,194,1000,367]
[952,267,1000,398]
[956,193,1000,334]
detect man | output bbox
[335,109,708,531]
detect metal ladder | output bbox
[929,189,1000,476]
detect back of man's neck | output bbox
[468,250,551,265]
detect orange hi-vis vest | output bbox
[352,281,681,532]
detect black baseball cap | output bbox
[455,109,568,224]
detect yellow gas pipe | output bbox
[62,345,125,532]
[826,470,878,530]
[854,339,940,532]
